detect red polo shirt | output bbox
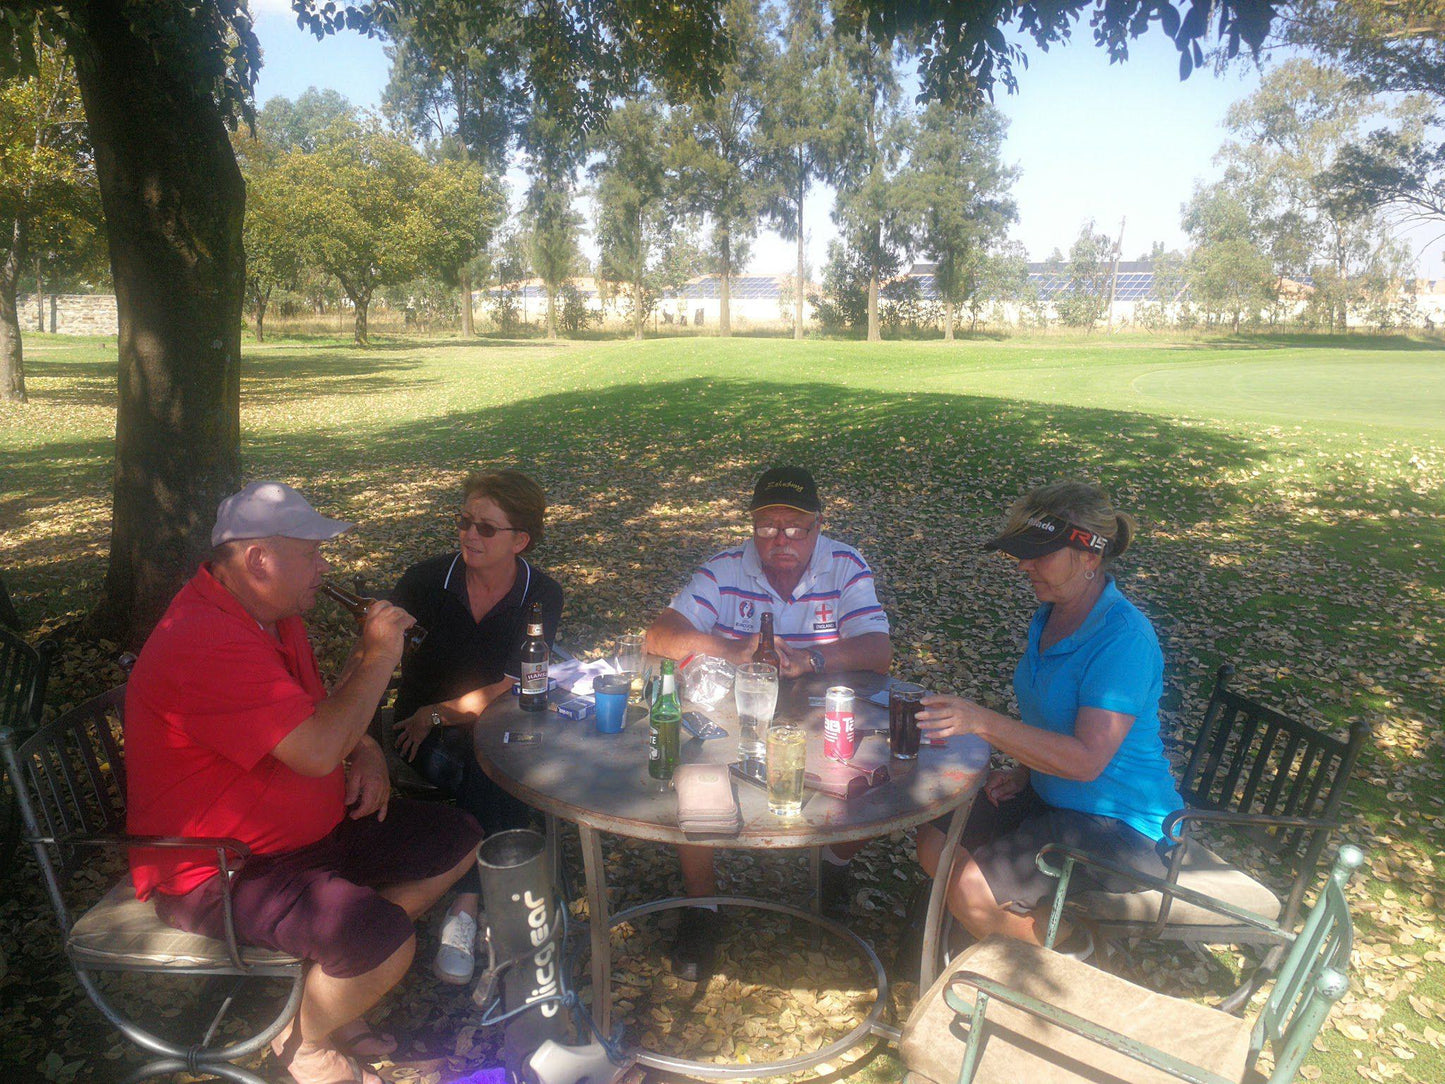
[126,565,346,899]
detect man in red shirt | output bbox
[126,482,482,1084]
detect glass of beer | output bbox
[616,633,646,702]
[766,724,806,816]
[734,662,778,759]
[888,681,926,759]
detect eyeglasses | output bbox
[753,520,816,541]
[456,514,525,538]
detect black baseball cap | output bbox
[750,466,822,514]
[983,513,1112,559]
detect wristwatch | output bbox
[429,710,443,730]
[805,648,825,674]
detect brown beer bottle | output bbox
[320,582,427,649]
[753,612,780,668]
[518,601,550,713]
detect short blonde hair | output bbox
[1003,480,1136,563]
[462,470,546,553]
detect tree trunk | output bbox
[633,278,643,341]
[867,272,880,342]
[35,257,45,331]
[545,286,557,339]
[353,292,370,345]
[719,231,734,341]
[70,0,245,648]
[944,300,955,342]
[1,221,27,403]
[460,265,474,337]
[794,174,805,341]
[255,286,269,343]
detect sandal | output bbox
[273,1031,385,1084]
[334,1018,398,1060]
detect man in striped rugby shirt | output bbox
[645,466,892,980]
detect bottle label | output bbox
[521,662,548,694]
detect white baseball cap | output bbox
[211,482,354,546]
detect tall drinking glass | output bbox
[766,724,806,816]
[616,633,645,703]
[734,662,778,759]
[888,681,926,759]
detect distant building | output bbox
[479,273,814,330]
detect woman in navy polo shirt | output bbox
[914,480,1182,959]
[388,470,563,985]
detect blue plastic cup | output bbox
[594,675,630,734]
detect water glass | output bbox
[616,633,645,702]
[734,662,778,759]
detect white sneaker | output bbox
[1054,926,1095,962]
[434,910,478,985]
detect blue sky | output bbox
[249,4,1441,278]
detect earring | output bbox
[1084,569,1096,581]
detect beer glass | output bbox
[888,681,926,759]
[734,662,778,759]
[766,725,806,816]
[616,633,645,703]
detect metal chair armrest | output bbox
[1035,843,1287,937]
[941,972,1239,1084]
[1162,808,1342,847]
[34,831,257,971]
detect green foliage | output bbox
[381,3,523,171]
[0,39,100,278]
[1054,221,1116,328]
[270,114,502,343]
[1183,183,1276,331]
[901,100,1018,334]
[558,281,600,334]
[593,96,678,335]
[667,0,779,331]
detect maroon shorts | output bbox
[153,798,481,978]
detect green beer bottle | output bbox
[647,659,682,781]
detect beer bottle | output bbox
[321,581,427,649]
[518,601,549,713]
[753,612,780,668]
[647,659,682,781]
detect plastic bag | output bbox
[678,653,735,707]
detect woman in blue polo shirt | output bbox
[914,480,1182,959]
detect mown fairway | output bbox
[2,331,1442,1082]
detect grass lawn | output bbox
[2,330,1443,1083]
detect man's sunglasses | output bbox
[753,520,816,540]
[456,514,525,538]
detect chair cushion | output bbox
[1077,839,1282,925]
[69,881,300,970]
[900,936,1254,1084]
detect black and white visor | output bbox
[983,513,1113,559]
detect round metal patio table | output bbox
[475,669,989,1078]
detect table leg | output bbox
[920,793,974,989]
[578,823,612,1036]
[545,813,561,889]
[808,847,822,915]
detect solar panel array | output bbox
[897,263,1168,302]
[660,276,786,300]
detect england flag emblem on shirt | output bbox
[813,602,837,633]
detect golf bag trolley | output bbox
[473,828,630,1084]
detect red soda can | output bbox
[823,686,856,762]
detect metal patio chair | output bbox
[1,625,54,867]
[1039,663,1369,1010]
[901,844,1364,1084]
[0,685,304,1084]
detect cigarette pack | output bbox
[555,696,595,720]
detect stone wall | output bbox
[17,294,118,336]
